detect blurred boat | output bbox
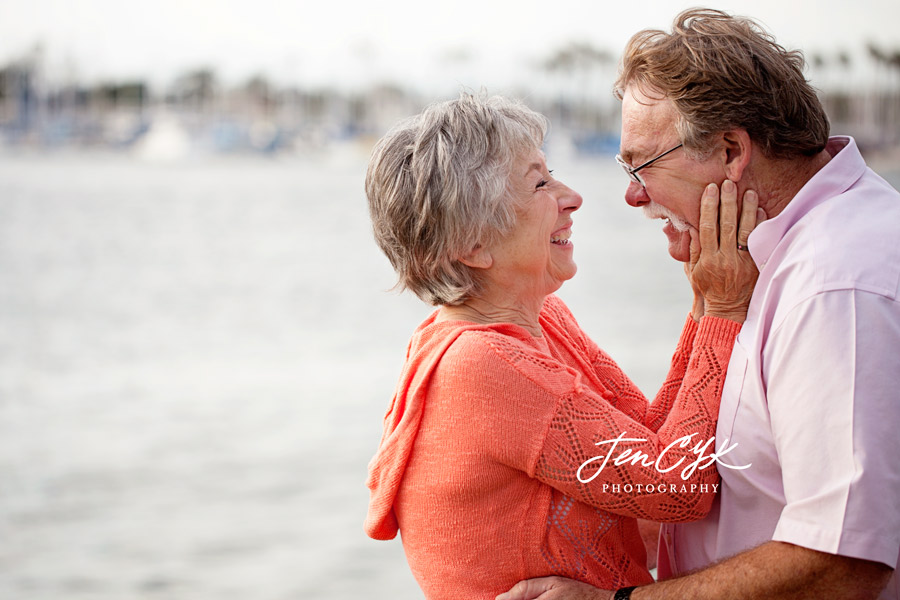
[132,112,192,161]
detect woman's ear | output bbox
[458,244,493,270]
[721,129,752,182]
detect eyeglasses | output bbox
[615,143,683,188]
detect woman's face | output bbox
[486,148,583,297]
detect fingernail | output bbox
[706,183,717,196]
[723,179,735,192]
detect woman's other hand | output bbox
[496,576,612,600]
[686,180,765,324]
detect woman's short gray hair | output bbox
[366,92,548,306]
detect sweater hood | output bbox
[364,313,522,540]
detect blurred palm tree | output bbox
[244,74,273,111]
[172,68,219,112]
[541,41,615,135]
[867,42,900,145]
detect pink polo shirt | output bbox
[659,137,900,599]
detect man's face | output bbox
[619,84,723,262]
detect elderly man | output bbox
[499,8,900,600]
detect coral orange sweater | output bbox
[365,295,741,599]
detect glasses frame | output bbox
[615,143,684,188]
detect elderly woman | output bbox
[364,94,758,599]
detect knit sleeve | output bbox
[596,314,700,433]
[533,316,740,522]
[438,314,739,522]
[538,297,698,429]
[644,315,699,431]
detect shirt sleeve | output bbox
[765,289,900,567]
[454,314,740,522]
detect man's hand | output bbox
[496,577,613,600]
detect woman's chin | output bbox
[557,264,578,287]
[546,262,577,294]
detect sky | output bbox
[2,0,899,92]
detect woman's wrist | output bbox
[703,299,749,324]
[703,309,746,324]
[691,295,705,323]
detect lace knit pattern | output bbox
[535,300,728,519]
[477,298,737,586]
[366,295,741,598]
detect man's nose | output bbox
[624,181,649,207]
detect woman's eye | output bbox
[536,170,554,189]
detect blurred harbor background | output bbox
[3,0,900,158]
[3,29,900,158]
[1,0,899,599]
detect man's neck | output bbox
[752,149,833,219]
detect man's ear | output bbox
[458,244,492,270]
[721,129,752,182]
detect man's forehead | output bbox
[620,87,677,157]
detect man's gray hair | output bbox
[366,92,548,306]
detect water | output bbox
[4,143,860,599]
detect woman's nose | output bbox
[559,183,583,212]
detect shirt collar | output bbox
[747,136,868,267]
